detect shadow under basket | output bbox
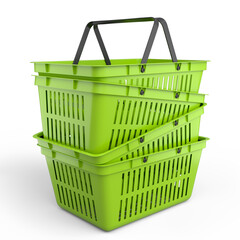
[37,136,208,231]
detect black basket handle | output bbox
[73,17,178,70]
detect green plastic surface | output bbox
[33,59,207,93]
[37,136,208,231]
[35,75,206,154]
[34,104,205,165]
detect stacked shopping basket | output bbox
[33,17,209,231]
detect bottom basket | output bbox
[36,136,208,231]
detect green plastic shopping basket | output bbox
[34,74,205,154]
[36,134,208,231]
[34,104,205,165]
[34,17,207,93]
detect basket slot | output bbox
[118,175,192,222]
[185,75,191,92]
[149,189,154,210]
[107,101,195,151]
[136,102,143,125]
[45,90,85,121]
[120,123,192,161]
[64,187,70,208]
[130,102,137,125]
[115,100,124,124]
[68,189,75,210]
[46,118,86,150]
[63,122,67,145]
[61,92,65,117]
[128,196,134,217]
[56,184,62,203]
[120,74,196,92]
[63,163,71,185]
[177,104,182,117]
[132,195,138,216]
[151,102,158,125]
[52,159,59,180]
[181,104,186,116]
[78,170,84,192]
[144,191,150,212]
[142,102,150,125]
[155,103,162,125]
[56,120,61,143]
[53,160,93,195]
[159,103,167,125]
[67,167,75,188]
[125,101,132,124]
[119,153,193,194]
[65,93,69,118]
[81,195,88,216]
[72,191,79,212]
[58,185,66,206]
[49,90,53,114]
[69,94,73,119]
[120,154,193,196]
[171,104,178,120]
[147,102,155,125]
[162,161,167,182]
[184,75,189,92]
[118,200,123,221]
[124,198,129,219]
[53,160,97,221]
[76,193,84,214]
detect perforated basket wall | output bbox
[34,104,205,165]
[35,75,205,154]
[38,137,207,231]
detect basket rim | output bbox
[39,136,209,176]
[32,58,210,67]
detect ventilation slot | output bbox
[115,74,193,92]
[118,155,193,221]
[53,161,97,221]
[44,90,86,150]
[117,122,193,161]
[52,160,93,195]
[109,100,194,151]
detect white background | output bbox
[0,0,239,239]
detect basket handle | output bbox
[73,17,178,70]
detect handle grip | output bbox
[73,17,178,68]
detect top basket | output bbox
[33,17,207,93]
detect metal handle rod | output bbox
[94,25,111,65]
[73,17,177,65]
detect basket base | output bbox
[55,194,193,231]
